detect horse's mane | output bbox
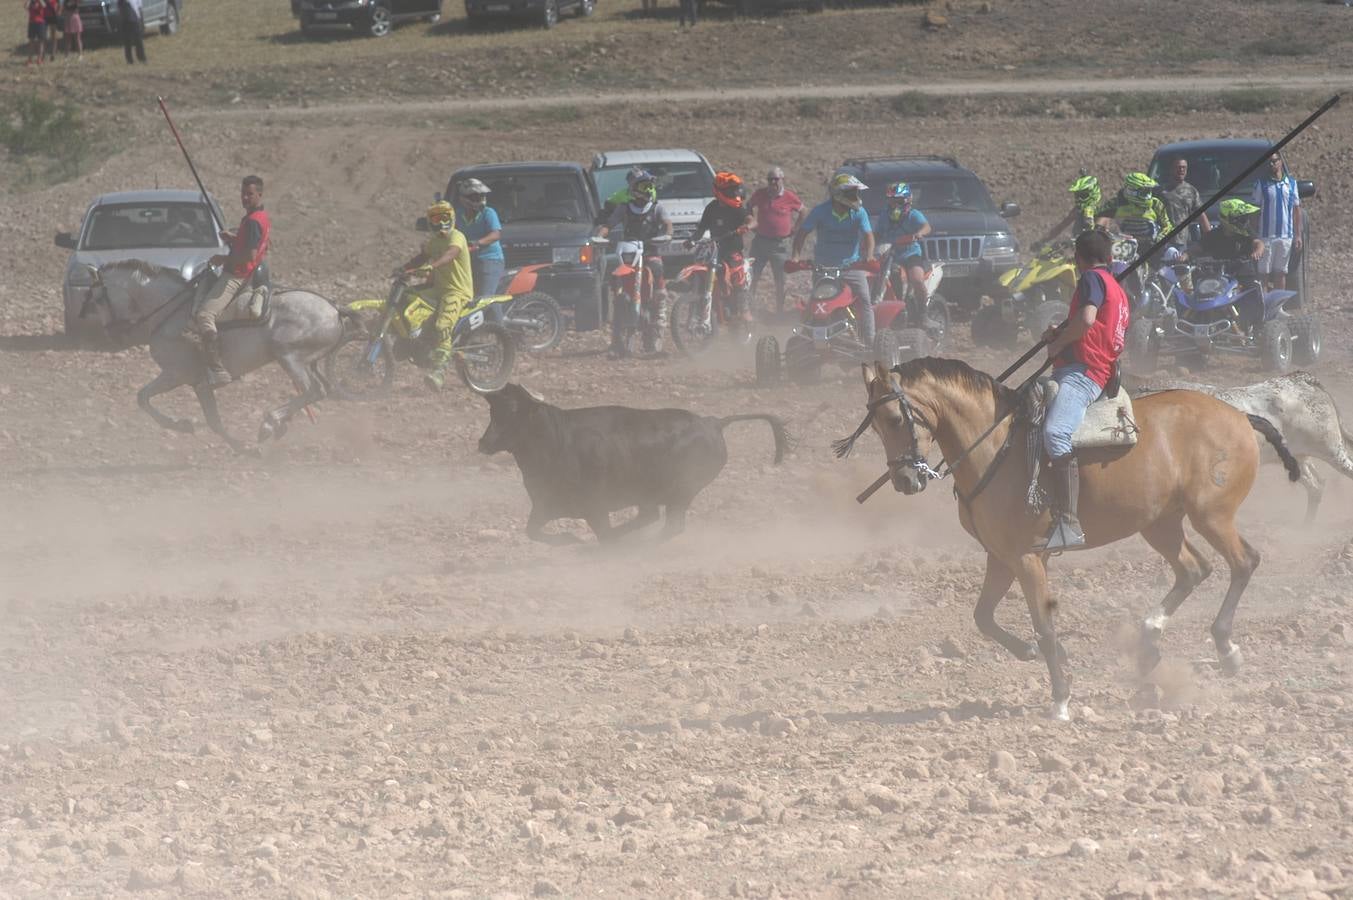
[892,356,1014,409]
[101,259,186,283]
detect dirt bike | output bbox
[668,234,752,357]
[592,233,671,357]
[872,243,949,350]
[754,258,927,386]
[972,238,1078,348]
[485,264,565,353]
[325,271,516,398]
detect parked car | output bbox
[438,163,606,331]
[292,0,441,36]
[464,0,593,29]
[831,155,1021,312]
[590,149,716,271]
[74,0,182,38]
[55,189,227,339]
[1147,139,1315,307]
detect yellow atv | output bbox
[972,239,1078,348]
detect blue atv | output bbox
[1125,259,1321,374]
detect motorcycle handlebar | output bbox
[784,259,878,275]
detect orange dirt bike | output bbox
[668,234,753,357]
[592,233,672,357]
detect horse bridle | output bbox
[832,384,945,483]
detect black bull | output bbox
[477,384,792,543]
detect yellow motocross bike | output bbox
[325,271,516,398]
[972,239,1078,347]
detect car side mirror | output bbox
[1297,180,1316,199]
[415,217,430,233]
[54,231,77,250]
[999,202,1020,219]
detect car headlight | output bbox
[981,234,1017,257]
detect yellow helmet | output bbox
[427,200,456,233]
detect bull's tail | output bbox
[717,414,793,464]
[1248,414,1300,482]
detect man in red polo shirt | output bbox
[747,166,804,312]
[189,175,270,387]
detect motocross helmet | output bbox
[885,182,912,221]
[714,171,744,208]
[1069,174,1100,207]
[426,200,456,234]
[458,178,491,207]
[626,166,652,187]
[830,173,867,210]
[1123,172,1158,203]
[628,180,657,215]
[1218,198,1260,235]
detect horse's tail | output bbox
[716,414,794,464]
[1247,414,1300,482]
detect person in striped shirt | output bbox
[1252,153,1303,296]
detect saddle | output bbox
[1030,374,1139,450]
[219,285,272,331]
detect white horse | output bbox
[84,260,354,451]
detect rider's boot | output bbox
[910,288,931,328]
[424,348,451,390]
[1036,455,1086,552]
[201,333,233,387]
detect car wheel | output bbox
[426,12,442,23]
[159,2,179,34]
[367,3,393,36]
[541,0,558,28]
[578,0,595,14]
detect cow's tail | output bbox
[1248,414,1300,482]
[717,414,793,464]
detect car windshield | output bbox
[858,176,995,217]
[1148,149,1279,198]
[81,202,218,251]
[594,162,715,203]
[463,173,589,224]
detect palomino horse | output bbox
[847,358,1299,720]
[84,260,351,451]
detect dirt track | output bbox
[5,14,1353,896]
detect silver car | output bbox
[56,189,226,338]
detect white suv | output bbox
[590,149,716,268]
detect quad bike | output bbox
[1126,258,1317,376]
[668,235,752,357]
[484,264,565,353]
[972,239,1078,348]
[754,259,928,386]
[325,271,516,398]
[592,233,671,357]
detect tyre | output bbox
[159,2,179,35]
[366,3,393,35]
[1259,319,1293,374]
[325,336,396,400]
[508,292,563,353]
[455,321,516,392]
[541,0,558,28]
[1123,316,1159,376]
[754,335,781,385]
[970,304,1018,348]
[892,327,930,364]
[670,295,718,357]
[1027,299,1069,339]
[871,329,901,368]
[578,0,595,15]
[1290,314,1322,366]
[426,12,442,23]
[922,294,949,349]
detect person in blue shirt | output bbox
[455,178,505,298]
[873,182,932,326]
[791,174,877,343]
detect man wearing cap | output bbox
[748,167,804,313]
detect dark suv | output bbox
[292,0,441,36]
[443,162,606,331]
[1148,139,1315,306]
[464,0,595,28]
[832,155,1021,311]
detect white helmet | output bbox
[458,178,491,201]
[830,173,868,209]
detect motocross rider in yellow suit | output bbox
[397,200,475,390]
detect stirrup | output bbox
[1036,516,1086,553]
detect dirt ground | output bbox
[5,4,1353,895]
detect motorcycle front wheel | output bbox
[324,335,395,400]
[669,294,719,357]
[454,321,516,392]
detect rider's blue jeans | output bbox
[472,256,505,299]
[1043,366,1103,460]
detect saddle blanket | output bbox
[1034,377,1139,449]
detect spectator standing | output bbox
[1159,158,1209,247]
[117,0,146,64]
[25,0,47,66]
[63,0,82,59]
[747,167,804,312]
[1252,152,1303,297]
[677,0,696,26]
[42,0,60,60]
[454,178,505,298]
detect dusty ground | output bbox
[5,4,1353,896]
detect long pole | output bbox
[996,92,1341,384]
[157,96,225,233]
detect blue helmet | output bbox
[886,182,913,203]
